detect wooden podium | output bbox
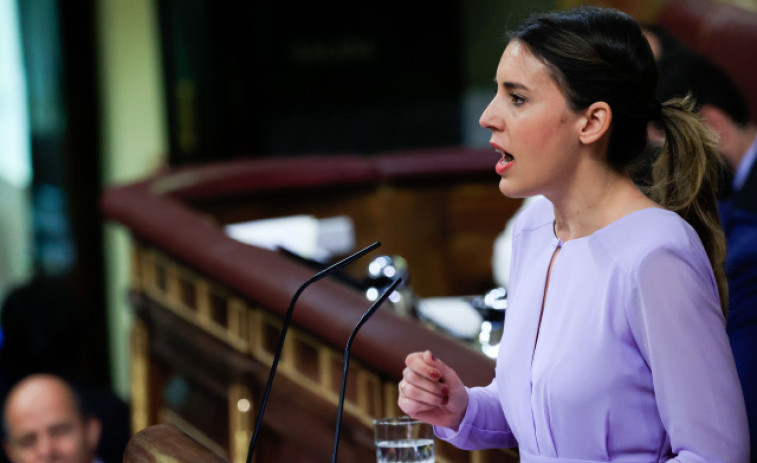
[103,147,522,463]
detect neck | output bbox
[728,123,757,170]
[547,165,656,242]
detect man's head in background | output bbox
[3,375,100,463]
[643,24,756,172]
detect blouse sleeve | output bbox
[434,379,517,450]
[627,246,749,463]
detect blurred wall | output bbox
[461,0,554,147]
[0,0,33,308]
[95,0,558,399]
[556,0,757,21]
[97,0,167,398]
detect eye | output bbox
[510,93,526,106]
[49,423,75,438]
[15,434,37,449]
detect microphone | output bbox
[331,276,403,463]
[246,241,381,463]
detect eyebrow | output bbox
[503,81,529,91]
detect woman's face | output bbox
[480,40,585,199]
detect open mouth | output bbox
[497,149,514,163]
[495,149,514,175]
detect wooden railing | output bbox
[103,147,522,463]
[124,424,228,463]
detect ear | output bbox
[577,101,612,145]
[698,104,729,141]
[85,417,102,453]
[3,441,15,461]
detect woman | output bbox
[398,6,749,462]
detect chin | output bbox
[498,179,529,199]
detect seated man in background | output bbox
[0,277,130,463]
[644,24,757,211]
[2,374,102,463]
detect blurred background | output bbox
[0,0,755,454]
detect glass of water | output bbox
[374,416,434,463]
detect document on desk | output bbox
[224,214,355,262]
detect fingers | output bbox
[398,377,442,420]
[405,351,443,383]
[397,351,469,430]
[397,390,436,418]
[400,351,449,405]
[399,370,449,406]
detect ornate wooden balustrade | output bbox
[102,147,523,463]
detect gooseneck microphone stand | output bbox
[331,277,403,463]
[245,241,381,463]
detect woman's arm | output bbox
[628,247,749,462]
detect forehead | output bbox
[497,40,556,88]
[6,380,81,434]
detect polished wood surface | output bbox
[124,424,229,463]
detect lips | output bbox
[492,143,514,175]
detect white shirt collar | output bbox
[733,132,757,192]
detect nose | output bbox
[479,98,499,131]
[35,434,54,460]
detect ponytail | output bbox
[649,95,729,315]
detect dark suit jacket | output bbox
[732,160,757,215]
[719,201,757,461]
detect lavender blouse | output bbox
[436,198,749,462]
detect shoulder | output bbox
[595,209,719,305]
[598,207,707,265]
[613,211,723,326]
[593,208,716,296]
